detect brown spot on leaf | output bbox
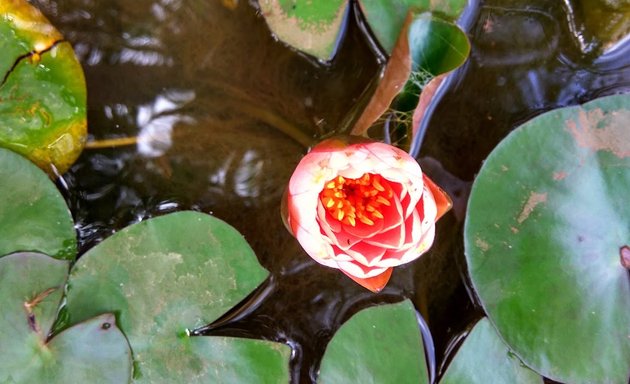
[620,246,630,269]
[553,171,567,180]
[565,109,630,158]
[482,15,495,33]
[23,286,58,333]
[517,192,547,224]
[475,238,490,252]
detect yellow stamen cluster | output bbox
[319,173,393,227]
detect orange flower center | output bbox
[319,173,393,227]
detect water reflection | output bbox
[136,89,195,157]
[561,0,630,55]
[424,0,630,181]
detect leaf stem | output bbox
[85,136,138,149]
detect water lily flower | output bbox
[283,136,451,292]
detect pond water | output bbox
[33,0,630,382]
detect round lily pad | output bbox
[318,300,429,384]
[439,318,542,384]
[0,252,132,383]
[258,0,348,60]
[465,94,630,384]
[0,0,87,174]
[64,211,291,383]
[0,147,76,260]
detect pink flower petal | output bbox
[379,192,405,232]
[343,218,384,238]
[400,207,422,249]
[378,223,436,267]
[318,201,364,251]
[329,245,354,262]
[284,138,452,292]
[340,267,393,292]
[294,224,338,268]
[346,241,387,266]
[331,227,363,251]
[336,258,388,279]
[364,220,405,249]
[420,186,438,226]
[288,191,320,236]
[289,152,336,196]
[423,174,452,221]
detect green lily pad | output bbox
[0,147,76,260]
[258,0,468,61]
[359,0,468,54]
[393,12,470,113]
[439,318,543,384]
[0,0,62,75]
[318,300,429,384]
[407,13,470,76]
[64,211,291,382]
[0,0,87,174]
[0,252,132,383]
[258,0,348,60]
[464,94,630,384]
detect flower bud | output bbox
[283,137,451,292]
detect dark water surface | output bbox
[33,0,629,382]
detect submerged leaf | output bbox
[65,211,291,382]
[571,0,630,54]
[465,94,630,384]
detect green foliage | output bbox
[258,0,347,60]
[0,0,86,174]
[0,252,132,383]
[393,13,470,113]
[259,0,468,61]
[318,300,429,384]
[440,318,543,384]
[350,12,469,138]
[0,149,290,382]
[64,212,291,383]
[0,147,76,260]
[465,94,630,384]
[359,0,467,53]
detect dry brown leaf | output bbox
[350,12,414,136]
